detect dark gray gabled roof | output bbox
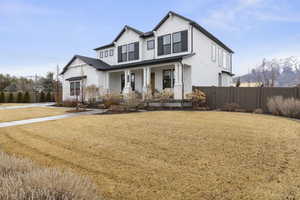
[94,43,114,51]
[94,25,144,51]
[153,11,234,53]
[61,55,111,74]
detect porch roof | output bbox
[66,76,87,81]
[105,53,194,71]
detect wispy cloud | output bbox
[201,0,300,31]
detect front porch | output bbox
[105,62,191,100]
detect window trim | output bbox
[99,51,103,58]
[105,50,108,57]
[109,49,114,56]
[147,40,155,50]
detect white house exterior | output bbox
[61,11,234,101]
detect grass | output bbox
[0,107,70,122]
[0,111,300,200]
[0,103,28,107]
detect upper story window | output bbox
[105,50,108,57]
[158,30,188,56]
[218,48,223,67]
[118,42,139,63]
[223,51,227,69]
[172,31,188,53]
[211,43,216,62]
[128,43,135,61]
[158,34,171,56]
[100,51,103,58]
[147,40,155,50]
[109,49,114,56]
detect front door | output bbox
[151,72,155,93]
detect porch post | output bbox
[143,67,151,99]
[174,62,183,100]
[105,72,110,93]
[123,69,132,95]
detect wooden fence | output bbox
[0,92,55,103]
[193,86,300,111]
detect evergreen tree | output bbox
[23,92,30,103]
[46,92,52,102]
[40,91,45,102]
[8,93,14,103]
[0,92,5,103]
[17,92,23,103]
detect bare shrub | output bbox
[123,91,142,110]
[153,89,174,102]
[61,100,78,107]
[267,96,283,115]
[221,103,240,112]
[0,152,101,200]
[253,108,264,114]
[267,96,300,118]
[101,92,123,108]
[186,89,206,108]
[85,85,99,104]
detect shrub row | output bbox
[267,96,300,119]
[0,91,54,103]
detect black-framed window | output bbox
[100,51,103,58]
[121,73,135,91]
[118,42,139,63]
[163,69,175,89]
[105,50,108,57]
[172,30,188,53]
[147,40,154,50]
[70,81,80,96]
[128,43,135,61]
[158,34,171,56]
[109,49,114,56]
[121,45,127,62]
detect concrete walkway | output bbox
[0,109,105,128]
[0,103,55,110]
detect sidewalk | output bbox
[0,109,105,128]
[0,103,55,110]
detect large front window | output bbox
[118,42,139,63]
[70,81,80,96]
[163,69,175,89]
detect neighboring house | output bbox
[61,11,234,101]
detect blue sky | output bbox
[0,0,300,77]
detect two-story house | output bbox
[61,11,234,101]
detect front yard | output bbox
[0,111,300,200]
[0,107,70,122]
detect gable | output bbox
[154,14,190,36]
[115,28,141,45]
[70,58,85,66]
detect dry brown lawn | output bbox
[0,111,300,200]
[0,107,69,122]
[0,103,28,107]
